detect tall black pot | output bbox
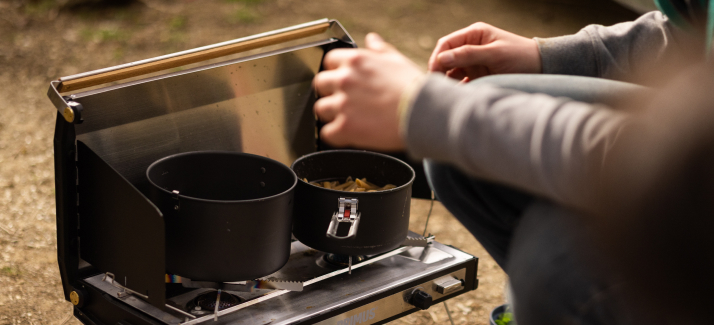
[147,151,296,282]
[291,150,415,256]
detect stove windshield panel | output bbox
[72,45,325,193]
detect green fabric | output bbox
[654,0,695,30]
[654,0,713,56]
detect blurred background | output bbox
[0,0,646,324]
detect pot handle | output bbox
[326,197,360,239]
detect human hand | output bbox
[313,33,424,151]
[428,22,542,81]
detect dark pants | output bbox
[423,74,642,325]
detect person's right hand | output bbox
[428,22,542,82]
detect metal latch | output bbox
[433,275,463,295]
[102,272,149,300]
[326,197,360,239]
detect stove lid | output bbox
[48,19,355,190]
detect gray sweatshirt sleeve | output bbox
[536,11,694,79]
[404,75,628,208]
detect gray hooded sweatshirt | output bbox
[403,11,700,208]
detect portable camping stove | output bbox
[47,19,479,325]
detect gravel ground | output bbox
[0,1,636,324]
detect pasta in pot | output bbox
[302,176,396,192]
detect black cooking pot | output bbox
[146,151,296,282]
[291,150,415,256]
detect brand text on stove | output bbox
[336,307,377,325]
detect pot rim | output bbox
[290,149,416,194]
[147,150,297,204]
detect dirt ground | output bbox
[0,0,637,324]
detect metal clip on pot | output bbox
[326,197,360,239]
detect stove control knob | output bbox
[409,289,433,310]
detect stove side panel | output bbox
[77,141,166,310]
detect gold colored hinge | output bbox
[70,290,80,306]
[62,107,75,123]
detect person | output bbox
[313,1,711,324]
[591,61,714,325]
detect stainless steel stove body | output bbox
[47,19,478,325]
[83,236,477,325]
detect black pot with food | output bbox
[291,150,415,256]
[146,151,296,282]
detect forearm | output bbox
[536,11,697,80]
[404,75,628,208]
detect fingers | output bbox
[320,116,404,151]
[428,22,492,72]
[314,68,349,123]
[317,33,401,97]
[445,68,467,81]
[319,115,350,147]
[323,33,397,71]
[322,48,360,71]
[365,33,397,53]
[312,32,415,151]
[436,45,495,72]
[314,69,350,97]
[428,28,473,72]
[314,93,345,123]
[447,65,490,80]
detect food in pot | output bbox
[292,150,415,255]
[302,176,396,192]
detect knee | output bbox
[506,204,617,325]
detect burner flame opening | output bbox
[193,290,243,311]
[323,253,366,267]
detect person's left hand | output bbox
[313,33,424,151]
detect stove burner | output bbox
[193,290,243,311]
[323,254,367,267]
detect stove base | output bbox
[76,236,478,325]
